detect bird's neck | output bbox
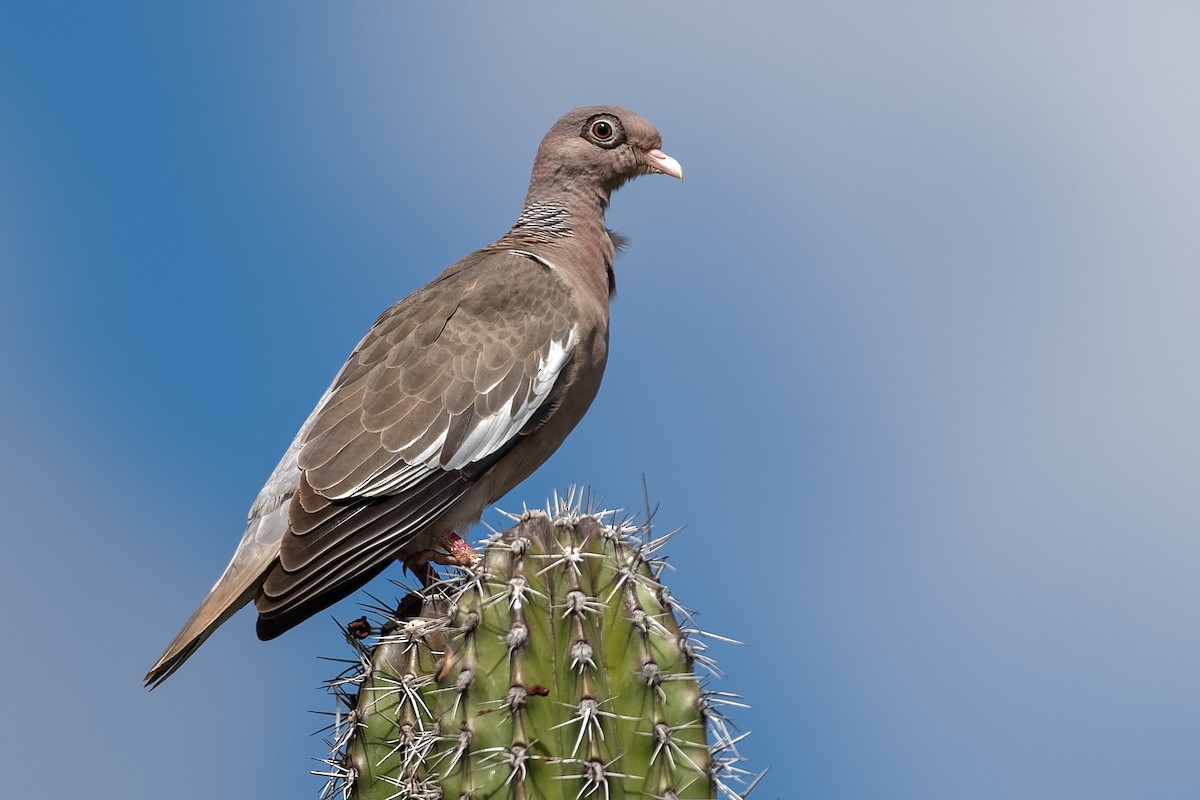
[499,194,618,299]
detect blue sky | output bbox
[2,2,1197,797]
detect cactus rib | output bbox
[318,497,757,800]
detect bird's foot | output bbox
[404,531,481,587]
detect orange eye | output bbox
[591,120,614,140]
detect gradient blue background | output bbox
[2,3,1196,797]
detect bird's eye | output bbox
[581,114,623,149]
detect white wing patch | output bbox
[506,249,556,270]
[443,326,578,470]
[349,324,579,497]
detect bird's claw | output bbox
[404,531,480,586]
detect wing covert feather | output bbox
[295,251,577,497]
[266,250,582,636]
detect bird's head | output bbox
[525,105,683,206]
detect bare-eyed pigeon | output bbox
[144,105,682,688]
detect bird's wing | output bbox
[255,249,579,634]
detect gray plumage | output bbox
[145,105,682,688]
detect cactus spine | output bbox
[318,499,755,799]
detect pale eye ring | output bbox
[581,114,623,149]
[590,119,614,141]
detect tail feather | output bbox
[144,507,285,688]
[143,578,259,689]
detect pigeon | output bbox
[144,105,682,688]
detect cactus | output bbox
[316,496,758,799]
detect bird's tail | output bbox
[144,512,282,689]
[143,571,258,689]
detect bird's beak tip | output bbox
[644,148,684,180]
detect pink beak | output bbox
[643,148,684,180]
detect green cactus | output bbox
[316,496,757,799]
